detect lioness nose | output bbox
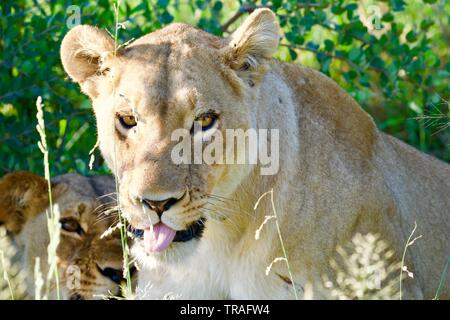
[143,197,179,216]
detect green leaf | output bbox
[359,74,370,87]
[22,61,34,74]
[331,1,345,14]
[392,0,406,11]
[380,117,404,129]
[324,39,334,52]
[347,70,358,80]
[317,51,327,62]
[159,11,173,24]
[321,58,332,74]
[58,119,67,137]
[288,48,298,61]
[306,41,319,51]
[370,57,385,69]
[212,1,223,12]
[272,0,282,10]
[420,19,434,31]
[348,47,361,61]
[382,13,394,22]
[345,3,358,11]
[406,31,417,43]
[301,12,315,30]
[285,32,304,45]
[424,51,439,67]
[157,0,169,7]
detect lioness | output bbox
[0,171,129,299]
[60,9,449,299]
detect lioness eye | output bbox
[195,113,218,131]
[118,115,137,129]
[60,218,82,234]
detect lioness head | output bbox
[60,9,281,255]
[0,172,131,299]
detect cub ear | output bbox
[60,25,115,98]
[0,172,49,234]
[51,182,68,200]
[224,8,280,82]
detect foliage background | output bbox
[0,0,449,177]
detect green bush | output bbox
[0,0,448,177]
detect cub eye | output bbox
[118,115,137,129]
[194,113,218,131]
[60,218,82,234]
[97,266,123,284]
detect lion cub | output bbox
[0,171,131,300]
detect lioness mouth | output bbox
[129,218,206,248]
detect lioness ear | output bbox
[60,25,115,98]
[224,8,280,84]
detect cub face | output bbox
[0,172,132,300]
[49,192,126,300]
[60,9,281,257]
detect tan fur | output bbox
[0,172,67,234]
[60,9,450,299]
[0,172,128,300]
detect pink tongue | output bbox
[144,223,176,253]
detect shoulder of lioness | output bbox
[271,60,378,160]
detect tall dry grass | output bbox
[323,233,401,300]
[110,0,133,298]
[0,227,27,300]
[254,189,299,299]
[35,96,62,299]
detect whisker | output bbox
[97,192,118,199]
[94,202,118,213]
[96,206,119,216]
[96,196,118,203]
[95,209,119,223]
[205,200,255,218]
[200,209,241,231]
[203,196,230,205]
[94,215,119,226]
[205,193,238,202]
